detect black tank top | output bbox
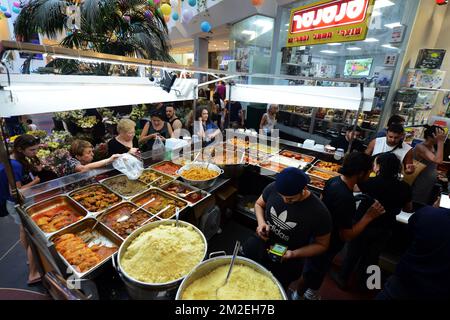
[145,122,170,150]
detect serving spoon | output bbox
[215,241,241,299]
[116,197,156,223]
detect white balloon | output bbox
[170,0,178,7]
[182,9,194,23]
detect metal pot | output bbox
[175,254,288,300]
[113,219,207,300]
[176,162,223,189]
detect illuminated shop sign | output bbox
[287,0,375,47]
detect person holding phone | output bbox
[139,110,173,151]
[411,125,446,206]
[241,167,332,290]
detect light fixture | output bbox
[347,47,362,51]
[374,0,395,9]
[384,22,402,29]
[327,43,342,46]
[320,50,338,54]
[364,38,379,42]
[372,11,382,17]
[382,44,398,50]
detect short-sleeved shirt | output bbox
[107,137,139,157]
[395,206,450,298]
[262,182,332,250]
[321,176,356,252]
[358,176,412,229]
[66,157,82,175]
[0,160,33,203]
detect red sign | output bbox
[290,0,370,34]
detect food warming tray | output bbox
[130,188,188,220]
[99,174,149,200]
[68,183,122,216]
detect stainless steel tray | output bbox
[312,160,342,173]
[279,149,316,164]
[99,174,149,200]
[49,217,123,279]
[68,183,123,216]
[306,166,340,181]
[130,188,188,219]
[24,195,89,239]
[137,169,176,188]
[96,202,160,240]
[160,180,211,206]
[307,175,327,191]
[150,160,183,178]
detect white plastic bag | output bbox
[112,153,144,180]
[152,135,165,161]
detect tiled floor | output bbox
[0,214,46,294]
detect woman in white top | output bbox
[365,123,415,174]
[260,104,278,135]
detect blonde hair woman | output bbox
[107,119,139,156]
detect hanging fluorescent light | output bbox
[320,50,338,54]
[382,44,398,49]
[327,43,342,46]
[364,38,379,42]
[384,22,402,29]
[347,47,362,51]
[374,0,395,9]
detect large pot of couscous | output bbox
[114,219,207,300]
[175,255,288,300]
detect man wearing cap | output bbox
[294,152,386,300]
[241,167,332,289]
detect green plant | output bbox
[15,0,174,75]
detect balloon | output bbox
[144,10,153,20]
[182,9,193,23]
[164,15,170,23]
[154,0,160,4]
[123,15,130,23]
[156,7,162,16]
[172,12,179,21]
[160,3,171,16]
[0,6,7,12]
[4,12,11,18]
[13,1,20,7]
[170,0,178,7]
[188,0,196,7]
[12,7,20,14]
[200,21,211,33]
[148,0,154,6]
[251,0,265,6]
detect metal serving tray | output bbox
[49,217,123,279]
[96,202,160,240]
[160,180,211,207]
[279,149,316,164]
[307,175,327,191]
[312,160,342,173]
[24,195,89,239]
[130,188,188,220]
[150,160,183,178]
[99,174,149,200]
[137,169,176,188]
[306,166,340,181]
[68,183,123,216]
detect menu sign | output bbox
[287,0,375,47]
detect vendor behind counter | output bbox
[328,126,366,153]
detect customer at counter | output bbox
[327,126,365,153]
[1,134,42,285]
[376,115,405,138]
[194,107,221,146]
[241,168,332,290]
[366,124,415,174]
[294,152,385,300]
[333,153,413,291]
[165,105,183,132]
[411,125,446,206]
[67,140,120,174]
[139,111,173,151]
[260,104,278,134]
[377,205,450,300]
[107,119,139,157]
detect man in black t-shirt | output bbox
[328,126,366,153]
[293,152,385,300]
[241,167,332,289]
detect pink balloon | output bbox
[13,2,20,8]
[154,0,160,4]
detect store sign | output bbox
[287,0,375,47]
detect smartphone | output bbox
[440,193,450,209]
[268,243,288,263]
